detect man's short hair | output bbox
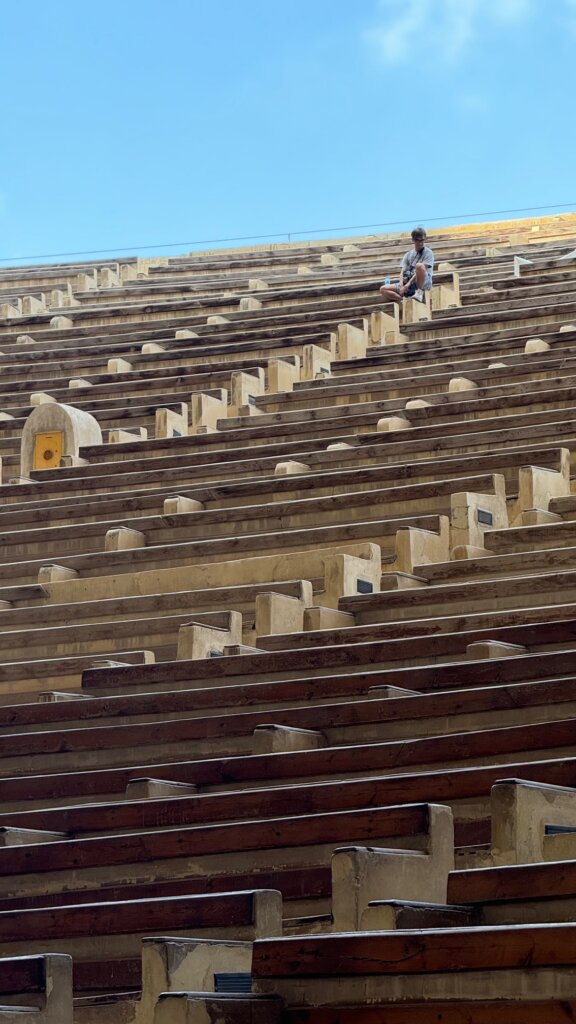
[411,227,427,241]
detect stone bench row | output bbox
[207,376,576,452]
[0,644,572,739]
[248,922,576,1014]
[0,670,573,789]
[80,615,576,700]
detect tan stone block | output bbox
[297,264,313,275]
[0,302,20,318]
[253,725,326,754]
[155,404,188,438]
[491,779,576,866]
[230,369,265,409]
[223,644,265,656]
[98,266,120,288]
[248,278,269,290]
[466,641,527,660]
[49,315,73,328]
[320,253,339,265]
[68,379,93,389]
[107,357,133,373]
[108,427,148,443]
[488,362,508,369]
[326,442,354,450]
[75,271,97,290]
[0,827,65,847]
[22,294,46,315]
[448,376,479,392]
[520,508,562,525]
[190,390,228,432]
[30,392,56,405]
[140,937,252,1022]
[369,306,401,346]
[450,488,508,551]
[267,356,300,394]
[255,590,311,636]
[175,329,199,340]
[379,570,427,590]
[335,321,367,361]
[402,296,431,324]
[49,288,67,308]
[303,606,355,630]
[524,337,550,354]
[61,290,81,306]
[206,315,230,325]
[142,342,166,353]
[228,402,263,418]
[163,495,204,514]
[239,295,263,311]
[155,993,281,1024]
[514,255,533,276]
[377,415,412,432]
[38,565,79,584]
[322,551,381,608]
[104,527,146,551]
[368,685,419,697]
[125,778,197,799]
[559,324,576,333]
[332,804,454,930]
[301,343,331,381]
[514,452,570,518]
[274,460,310,476]
[16,334,36,345]
[432,285,456,311]
[119,263,139,283]
[177,614,242,659]
[405,398,433,409]
[451,544,493,560]
[60,454,89,468]
[37,691,91,702]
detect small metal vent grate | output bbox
[357,579,374,594]
[214,973,252,993]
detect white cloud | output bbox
[365,0,534,65]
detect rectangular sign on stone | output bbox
[477,509,494,526]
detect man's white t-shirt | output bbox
[401,245,434,288]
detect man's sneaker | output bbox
[414,288,424,302]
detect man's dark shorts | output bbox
[397,279,417,298]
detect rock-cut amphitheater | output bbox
[0,214,575,1022]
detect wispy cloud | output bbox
[365,0,534,65]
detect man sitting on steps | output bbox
[380,226,434,305]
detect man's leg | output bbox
[415,264,427,290]
[379,284,402,305]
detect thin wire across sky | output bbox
[0,202,574,266]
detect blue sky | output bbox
[0,0,574,264]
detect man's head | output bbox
[411,227,427,252]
